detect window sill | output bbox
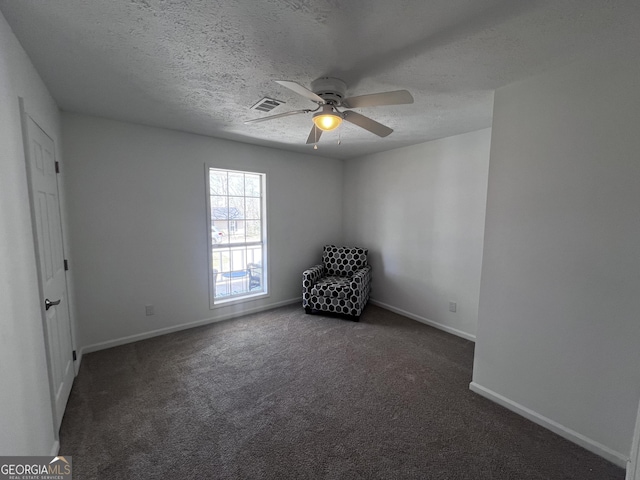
[210,291,269,309]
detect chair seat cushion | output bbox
[311,276,352,299]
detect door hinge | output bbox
[72,350,77,361]
[64,259,69,271]
[55,161,60,173]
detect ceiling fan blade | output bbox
[343,111,393,137]
[343,90,414,108]
[244,109,310,125]
[276,80,324,103]
[306,125,323,144]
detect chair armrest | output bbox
[349,266,372,313]
[349,265,371,298]
[302,264,325,308]
[350,265,371,285]
[303,264,325,288]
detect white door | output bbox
[24,114,74,432]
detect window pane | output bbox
[228,197,245,220]
[245,197,261,220]
[228,173,244,196]
[247,245,262,265]
[212,249,230,277]
[229,220,245,243]
[247,248,262,292]
[210,171,227,196]
[213,245,264,298]
[212,220,229,245]
[211,196,228,241]
[246,220,261,242]
[211,195,227,209]
[230,247,246,272]
[245,175,261,197]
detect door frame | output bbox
[628,396,640,480]
[19,97,77,437]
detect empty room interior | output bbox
[1,1,640,478]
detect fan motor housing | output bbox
[311,77,347,104]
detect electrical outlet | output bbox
[449,302,457,313]
[145,305,155,316]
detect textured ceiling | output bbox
[1,0,639,159]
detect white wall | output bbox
[343,129,491,339]
[0,11,69,455]
[62,113,344,350]
[471,52,640,464]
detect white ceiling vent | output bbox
[250,97,284,113]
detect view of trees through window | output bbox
[208,168,266,303]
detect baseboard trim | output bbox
[469,381,628,468]
[370,299,475,342]
[50,440,60,457]
[80,297,300,356]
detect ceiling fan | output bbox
[244,77,414,144]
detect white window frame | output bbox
[206,165,268,309]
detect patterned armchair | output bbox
[302,245,371,321]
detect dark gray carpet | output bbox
[60,304,624,479]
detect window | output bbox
[207,167,267,306]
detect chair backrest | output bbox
[322,245,368,276]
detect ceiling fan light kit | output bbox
[245,77,414,145]
[312,105,342,131]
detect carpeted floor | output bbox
[59,304,625,479]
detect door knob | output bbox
[45,298,61,311]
